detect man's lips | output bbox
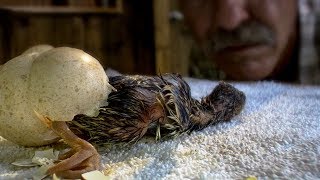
[224,44,258,51]
[216,43,269,56]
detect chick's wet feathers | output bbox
[69,74,246,145]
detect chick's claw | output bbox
[48,121,102,179]
[47,146,101,179]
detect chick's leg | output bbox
[47,121,101,179]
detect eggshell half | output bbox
[28,47,111,122]
[0,46,112,146]
[0,54,59,146]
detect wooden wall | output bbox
[0,0,193,76]
[0,0,156,75]
[153,0,193,76]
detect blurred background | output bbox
[0,0,198,76]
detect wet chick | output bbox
[70,73,245,143]
[49,74,246,178]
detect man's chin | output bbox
[213,52,276,81]
[225,69,272,81]
[220,62,274,81]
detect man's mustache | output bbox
[204,21,276,53]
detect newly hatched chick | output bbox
[69,74,246,144]
[47,74,245,178]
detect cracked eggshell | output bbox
[0,46,111,146]
[0,54,59,146]
[28,47,112,122]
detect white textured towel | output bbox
[1,79,320,179]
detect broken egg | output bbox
[0,46,112,146]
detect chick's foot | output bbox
[47,121,101,179]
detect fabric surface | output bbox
[0,79,320,179]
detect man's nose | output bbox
[213,0,250,30]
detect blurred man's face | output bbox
[180,0,298,80]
